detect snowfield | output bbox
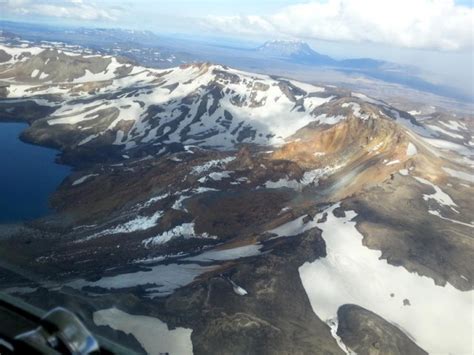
[270,204,473,355]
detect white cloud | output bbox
[203,0,474,51]
[1,0,120,21]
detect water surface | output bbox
[0,122,70,223]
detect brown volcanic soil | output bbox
[188,189,294,240]
[269,106,418,202]
[273,100,408,168]
[186,230,343,355]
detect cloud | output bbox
[1,0,121,21]
[203,0,474,51]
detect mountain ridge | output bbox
[2,20,471,103]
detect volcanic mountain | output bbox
[256,40,410,72]
[257,40,335,65]
[0,43,473,355]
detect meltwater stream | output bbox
[0,122,70,223]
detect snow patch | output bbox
[68,263,214,297]
[204,171,233,182]
[341,102,369,120]
[414,177,457,208]
[72,174,98,186]
[264,166,341,191]
[229,279,248,296]
[351,92,385,106]
[94,308,193,355]
[191,157,236,175]
[406,142,417,156]
[314,114,345,125]
[288,80,325,94]
[428,210,474,228]
[185,244,262,262]
[265,178,301,190]
[171,187,218,211]
[143,223,217,247]
[327,318,356,355]
[82,211,164,241]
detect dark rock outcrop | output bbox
[337,304,427,355]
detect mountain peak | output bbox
[257,40,335,65]
[258,40,312,56]
[265,39,308,46]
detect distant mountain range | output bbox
[0,20,471,103]
[254,40,474,103]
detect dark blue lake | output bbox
[0,122,70,223]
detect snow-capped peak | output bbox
[258,39,313,57]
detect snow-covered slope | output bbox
[48,64,333,149]
[1,44,344,152]
[0,44,133,84]
[2,44,472,164]
[2,43,472,165]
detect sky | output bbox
[1,0,473,94]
